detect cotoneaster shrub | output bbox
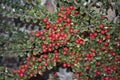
[12,5,120,80]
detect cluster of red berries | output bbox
[12,5,120,80]
[12,64,29,77]
[75,38,83,45]
[34,5,80,54]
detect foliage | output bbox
[0,0,120,80]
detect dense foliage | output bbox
[0,0,120,80]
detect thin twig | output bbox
[0,48,33,52]
[88,0,97,7]
[0,71,14,77]
[74,0,79,6]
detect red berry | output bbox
[46,24,50,29]
[66,18,71,23]
[32,57,36,61]
[79,72,83,76]
[42,48,47,53]
[110,52,115,56]
[54,50,58,54]
[43,54,48,59]
[48,47,52,52]
[30,73,33,77]
[63,51,67,55]
[66,7,70,11]
[75,39,79,44]
[60,26,64,30]
[56,19,60,24]
[25,57,30,61]
[35,32,40,37]
[55,55,58,58]
[57,13,63,17]
[21,69,25,73]
[63,47,68,51]
[101,16,105,19]
[94,32,97,37]
[39,65,42,69]
[58,17,63,21]
[96,62,101,66]
[67,64,71,67]
[108,77,113,80]
[41,36,46,40]
[38,58,42,62]
[74,11,79,15]
[44,62,48,66]
[91,49,96,53]
[94,70,100,75]
[60,7,64,11]
[53,58,58,62]
[63,16,67,20]
[35,70,38,74]
[112,65,117,71]
[12,70,17,74]
[74,72,79,77]
[30,62,34,65]
[97,39,102,43]
[24,64,29,68]
[67,11,71,15]
[100,30,105,34]
[48,43,53,47]
[54,72,58,77]
[105,34,110,39]
[87,57,91,61]
[42,18,48,23]
[103,42,109,46]
[46,21,50,25]
[85,65,90,70]
[104,29,108,33]
[57,42,60,46]
[69,28,74,33]
[53,26,57,31]
[69,6,74,10]
[19,72,24,77]
[52,43,55,47]
[63,63,67,67]
[102,76,107,80]
[99,24,104,29]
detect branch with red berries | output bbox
[11,5,120,80]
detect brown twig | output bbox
[73,0,79,6]
[0,48,33,53]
